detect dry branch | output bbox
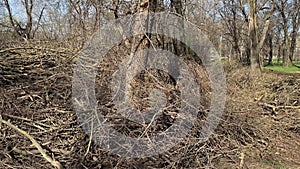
[0,115,63,169]
[259,102,300,112]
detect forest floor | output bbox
[217,64,300,169]
[0,42,299,169]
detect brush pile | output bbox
[0,42,299,169]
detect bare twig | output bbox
[84,120,93,157]
[259,102,300,114]
[239,152,245,169]
[0,115,63,169]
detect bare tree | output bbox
[248,0,274,72]
[219,0,245,60]
[3,0,34,39]
[276,0,291,66]
[275,0,300,66]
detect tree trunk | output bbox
[283,42,292,66]
[24,0,33,39]
[277,42,282,64]
[248,0,261,72]
[278,0,292,66]
[170,0,183,80]
[282,24,292,66]
[248,0,273,72]
[268,33,273,65]
[288,5,300,64]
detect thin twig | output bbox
[0,115,63,169]
[84,120,93,157]
[239,152,245,169]
[259,102,300,114]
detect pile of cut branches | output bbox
[1,41,299,169]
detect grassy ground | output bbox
[264,64,300,73]
[264,59,300,73]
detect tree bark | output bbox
[288,3,300,64]
[248,0,274,72]
[267,32,273,65]
[248,0,261,72]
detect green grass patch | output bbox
[263,58,300,73]
[294,62,300,67]
[264,58,300,65]
[264,64,300,73]
[272,58,283,64]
